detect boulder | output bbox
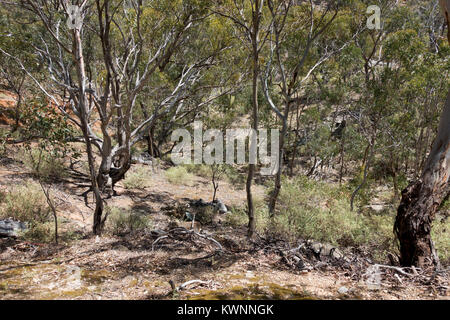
[305,241,344,260]
[0,219,27,237]
[190,198,228,214]
[213,199,228,214]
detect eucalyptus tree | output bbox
[395,0,450,268]
[260,0,361,214]
[0,6,38,131]
[212,0,272,238]
[1,0,225,234]
[342,0,411,211]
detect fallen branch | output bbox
[191,230,223,251]
[151,227,223,252]
[152,235,169,251]
[372,264,421,277]
[177,279,212,291]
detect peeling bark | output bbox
[395,90,450,268]
[394,1,450,268]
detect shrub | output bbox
[165,166,194,186]
[0,181,56,242]
[223,176,400,262]
[0,180,52,223]
[0,128,7,157]
[20,147,66,181]
[433,217,450,264]
[20,221,55,243]
[269,176,395,249]
[123,166,151,189]
[224,199,268,232]
[224,207,248,227]
[261,175,450,263]
[105,206,152,235]
[195,206,217,225]
[184,164,244,187]
[223,165,245,188]
[184,164,212,179]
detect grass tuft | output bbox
[164,166,194,186]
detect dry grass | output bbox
[164,166,194,186]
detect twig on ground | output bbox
[151,227,223,252]
[152,235,169,251]
[177,279,212,291]
[373,264,416,277]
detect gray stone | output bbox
[185,211,194,221]
[0,219,27,237]
[131,152,153,165]
[191,199,209,207]
[309,241,323,254]
[338,286,349,295]
[190,198,228,214]
[214,199,228,214]
[308,241,343,259]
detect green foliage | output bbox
[105,206,152,235]
[20,147,66,181]
[433,217,450,264]
[0,128,7,157]
[20,221,55,243]
[223,165,246,188]
[13,96,76,181]
[165,166,194,186]
[195,206,217,225]
[20,97,76,151]
[185,163,245,189]
[268,177,375,245]
[184,164,212,179]
[264,176,450,263]
[226,176,398,262]
[224,199,268,232]
[0,180,58,242]
[0,181,84,244]
[123,166,152,189]
[0,0,448,266]
[0,180,52,224]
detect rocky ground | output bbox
[1,234,448,300]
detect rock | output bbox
[190,198,228,214]
[213,199,228,214]
[191,198,209,207]
[306,241,344,260]
[292,255,305,270]
[338,286,349,295]
[309,241,323,254]
[131,152,153,165]
[0,219,27,237]
[185,211,194,221]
